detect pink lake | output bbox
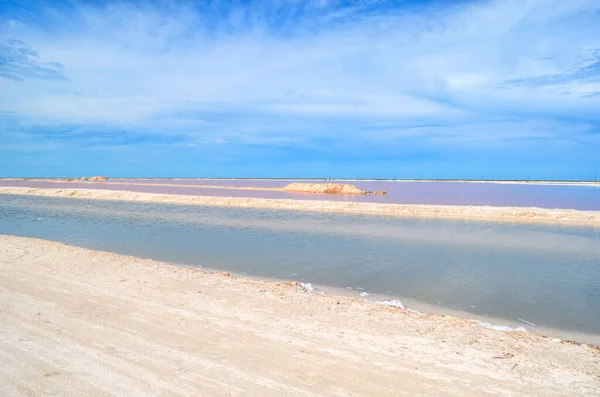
[1,179,599,211]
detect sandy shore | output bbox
[2,186,599,226]
[1,236,599,396]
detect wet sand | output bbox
[1,235,599,396]
[1,186,599,226]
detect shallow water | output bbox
[2,179,599,210]
[2,194,599,339]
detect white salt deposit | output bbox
[478,322,528,333]
[408,308,425,315]
[373,300,407,310]
[372,299,426,315]
[359,292,369,297]
[300,283,314,293]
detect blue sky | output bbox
[1,0,599,179]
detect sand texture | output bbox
[282,183,368,194]
[1,235,599,396]
[1,186,599,226]
[3,179,382,195]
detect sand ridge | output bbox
[1,235,599,396]
[1,186,599,226]
[3,180,383,195]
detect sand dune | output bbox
[1,235,599,396]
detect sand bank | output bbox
[1,186,599,226]
[7,178,600,187]
[1,235,599,396]
[8,179,382,195]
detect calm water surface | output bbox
[2,179,599,210]
[1,194,599,340]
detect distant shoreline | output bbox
[1,186,598,226]
[2,177,599,187]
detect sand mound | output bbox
[89,176,108,181]
[283,183,366,194]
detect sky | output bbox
[1,0,599,179]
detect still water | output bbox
[1,194,599,340]
[2,179,599,210]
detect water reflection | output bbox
[1,179,599,210]
[1,194,599,336]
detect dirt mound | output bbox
[283,183,366,195]
[89,176,108,181]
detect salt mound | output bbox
[283,183,366,195]
[89,176,108,181]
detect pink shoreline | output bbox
[1,178,599,210]
[1,186,599,226]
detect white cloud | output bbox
[0,0,599,143]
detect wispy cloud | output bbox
[0,39,68,81]
[0,0,599,178]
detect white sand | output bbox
[1,235,599,396]
[1,186,599,226]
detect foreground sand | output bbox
[1,236,599,396]
[1,186,599,226]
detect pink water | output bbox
[1,179,599,210]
